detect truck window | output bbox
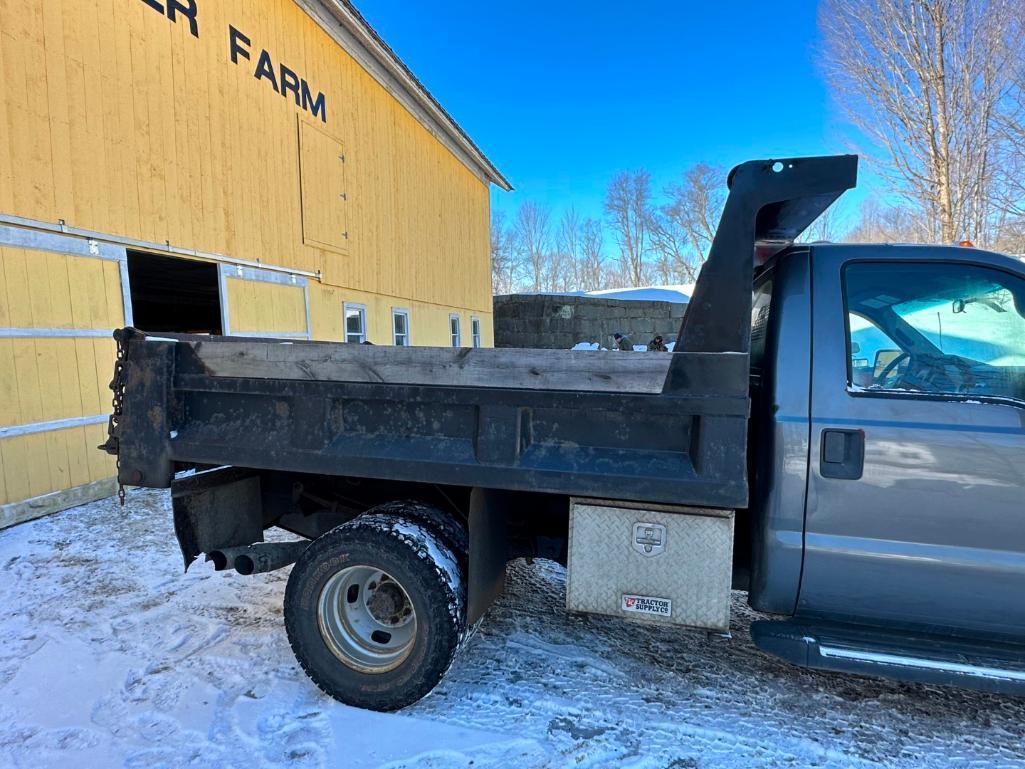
[844,261,1025,402]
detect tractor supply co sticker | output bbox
[621,594,672,617]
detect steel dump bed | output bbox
[110,330,750,507]
[104,155,858,511]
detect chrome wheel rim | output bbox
[317,565,417,673]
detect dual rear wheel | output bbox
[284,501,468,711]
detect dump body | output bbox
[106,155,859,511]
[110,330,751,509]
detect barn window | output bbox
[392,309,410,346]
[450,314,462,347]
[344,303,366,343]
[471,316,482,348]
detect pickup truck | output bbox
[102,155,1025,711]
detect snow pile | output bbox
[1,490,1023,768]
[571,341,676,352]
[581,284,695,303]
[528,284,694,304]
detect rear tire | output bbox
[284,503,467,711]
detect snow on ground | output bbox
[1,490,1024,769]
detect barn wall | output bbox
[0,0,499,522]
[0,0,493,316]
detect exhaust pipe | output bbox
[208,540,310,575]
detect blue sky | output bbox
[355,1,867,224]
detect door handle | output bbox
[820,429,865,480]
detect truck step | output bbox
[751,619,1025,696]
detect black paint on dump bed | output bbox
[104,156,859,512]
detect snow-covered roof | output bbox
[523,285,694,304]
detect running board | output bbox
[752,619,1025,696]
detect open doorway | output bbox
[127,252,222,334]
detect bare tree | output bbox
[820,0,1021,245]
[552,207,582,292]
[798,201,850,243]
[648,221,679,286]
[514,201,553,293]
[994,28,1025,251]
[579,217,607,290]
[651,163,727,282]
[845,196,925,243]
[604,170,653,287]
[490,209,519,294]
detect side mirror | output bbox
[850,341,861,355]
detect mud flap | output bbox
[172,467,263,571]
[467,488,510,625]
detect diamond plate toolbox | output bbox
[566,499,734,630]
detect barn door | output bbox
[217,264,312,339]
[0,224,131,525]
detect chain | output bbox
[106,331,128,506]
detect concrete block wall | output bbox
[493,294,687,349]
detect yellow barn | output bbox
[0,0,510,526]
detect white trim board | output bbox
[0,213,320,281]
[0,414,108,440]
[0,328,114,338]
[1,477,117,530]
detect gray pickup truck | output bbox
[103,155,1025,711]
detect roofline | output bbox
[297,0,512,191]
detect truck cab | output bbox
[749,242,1025,684]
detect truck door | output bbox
[801,247,1025,639]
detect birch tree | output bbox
[820,0,1021,244]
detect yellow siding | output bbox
[0,337,116,426]
[0,423,113,506]
[0,0,493,314]
[226,278,308,335]
[1,246,126,330]
[0,247,123,429]
[308,284,494,348]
